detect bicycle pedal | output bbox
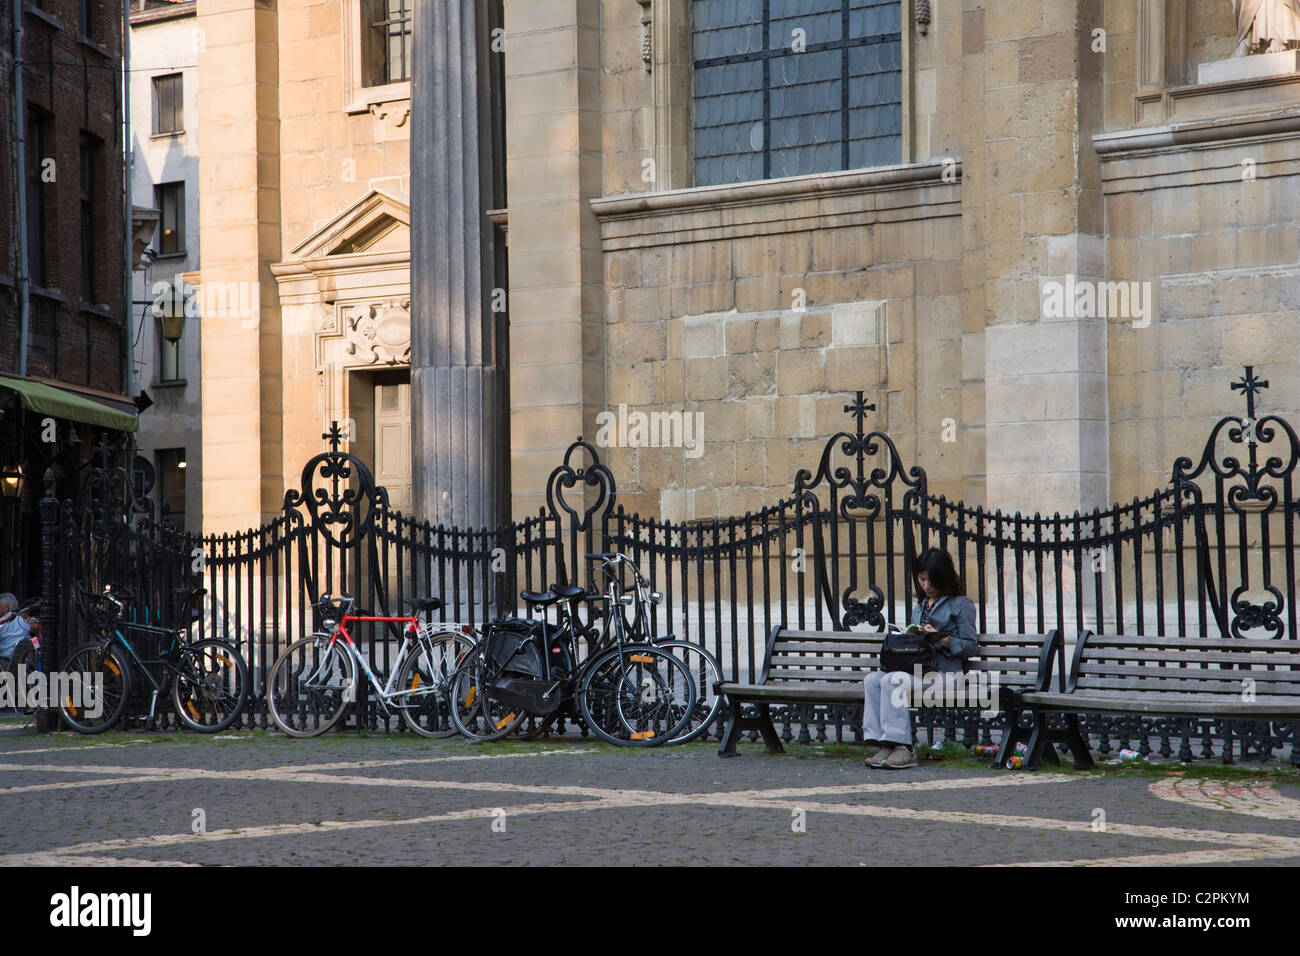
[628,654,654,664]
[629,730,655,740]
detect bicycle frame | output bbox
[107,622,197,719]
[316,608,475,715]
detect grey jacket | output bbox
[908,595,979,673]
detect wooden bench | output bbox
[714,627,1063,760]
[1018,632,1300,769]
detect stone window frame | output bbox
[649,0,913,192]
[343,0,412,114]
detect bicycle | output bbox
[58,585,250,734]
[449,561,697,747]
[586,552,724,744]
[267,593,475,738]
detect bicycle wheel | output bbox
[655,639,724,744]
[448,647,528,742]
[576,645,694,747]
[58,641,130,734]
[172,639,250,733]
[394,631,475,738]
[268,636,356,737]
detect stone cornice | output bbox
[269,249,410,280]
[1094,106,1300,157]
[589,159,961,250]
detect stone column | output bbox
[410,0,507,530]
[977,0,1110,515]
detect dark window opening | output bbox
[152,73,183,135]
[363,0,412,86]
[80,133,101,304]
[156,448,187,529]
[155,182,185,256]
[25,111,50,288]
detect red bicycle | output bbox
[267,593,475,737]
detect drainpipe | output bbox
[121,0,133,398]
[13,0,29,376]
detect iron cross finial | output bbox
[1231,366,1269,422]
[844,391,876,437]
[323,421,345,452]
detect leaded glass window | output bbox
[693,0,902,187]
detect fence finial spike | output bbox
[1231,365,1268,423]
[323,421,345,451]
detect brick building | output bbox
[0,0,137,596]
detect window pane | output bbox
[154,75,183,134]
[692,0,902,186]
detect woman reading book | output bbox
[862,548,978,769]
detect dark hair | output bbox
[913,548,964,597]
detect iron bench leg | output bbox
[718,699,744,757]
[1063,714,1093,769]
[716,700,785,756]
[756,703,784,754]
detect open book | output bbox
[886,623,949,637]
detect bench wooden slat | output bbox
[1082,647,1300,666]
[771,642,883,655]
[1086,635,1300,652]
[716,682,864,704]
[1074,676,1300,694]
[765,667,869,682]
[1021,690,1300,718]
[1077,662,1300,682]
[768,654,880,668]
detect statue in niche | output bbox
[1233,0,1300,54]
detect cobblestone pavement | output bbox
[2,722,1299,866]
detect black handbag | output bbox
[880,626,943,674]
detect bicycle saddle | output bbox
[520,590,559,607]
[405,596,442,613]
[549,583,585,600]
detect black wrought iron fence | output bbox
[43,367,1299,761]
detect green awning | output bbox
[0,376,138,433]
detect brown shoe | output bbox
[867,745,894,768]
[883,746,918,770]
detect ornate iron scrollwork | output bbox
[545,436,616,533]
[794,391,928,630]
[283,421,390,549]
[1172,367,1300,640]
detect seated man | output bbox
[0,593,39,667]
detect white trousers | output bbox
[862,670,914,746]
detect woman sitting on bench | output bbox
[863,548,978,770]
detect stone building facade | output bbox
[502,0,1300,524]
[195,0,1299,535]
[194,0,413,532]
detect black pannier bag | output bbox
[485,617,544,678]
[484,617,564,715]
